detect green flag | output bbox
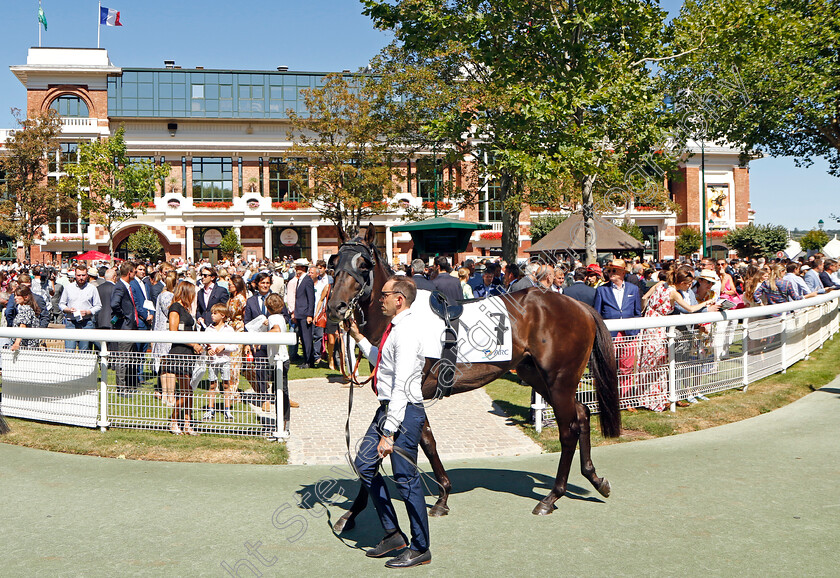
[38,4,47,31]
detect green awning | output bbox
[391,217,492,232]
[391,217,491,255]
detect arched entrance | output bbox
[112,225,172,262]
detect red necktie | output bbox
[372,322,393,395]
[127,282,139,325]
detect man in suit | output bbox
[431,255,462,303]
[293,266,316,368]
[563,267,597,308]
[243,272,277,401]
[196,267,230,327]
[410,259,436,292]
[111,262,140,394]
[284,261,308,362]
[593,259,641,404]
[96,267,117,329]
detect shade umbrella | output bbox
[74,250,123,261]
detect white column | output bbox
[185,225,194,261]
[264,224,273,260]
[310,225,318,263]
[234,226,242,241]
[385,226,393,265]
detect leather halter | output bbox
[333,240,376,310]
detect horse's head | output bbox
[327,224,380,323]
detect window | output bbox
[49,95,89,117]
[192,157,233,201]
[191,84,205,112]
[49,143,79,173]
[58,205,79,235]
[238,82,265,114]
[268,158,301,202]
[416,158,444,203]
[485,179,503,223]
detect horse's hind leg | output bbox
[332,484,369,533]
[420,417,452,517]
[576,401,611,498]
[533,395,579,515]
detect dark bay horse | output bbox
[326,226,620,527]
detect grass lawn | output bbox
[486,333,840,452]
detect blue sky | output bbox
[1,0,837,230]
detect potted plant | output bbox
[247,198,261,209]
[167,198,181,209]
[248,177,258,193]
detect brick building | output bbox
[2,47,753,264]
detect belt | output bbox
[379,400,424,410]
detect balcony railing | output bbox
[60,118,102,135]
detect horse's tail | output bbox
[588,309,621,438]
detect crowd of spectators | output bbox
[0,249,836,426]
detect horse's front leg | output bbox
[420,416,452,517]
[533,398,579,515]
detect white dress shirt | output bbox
[611,281,626,307]
[356,309,425,434]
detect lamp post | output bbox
[80,218,88,255]
[818,219,824,230]
[700,138,707,258]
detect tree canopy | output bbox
[724,223,788,260]
[364,0,681,263]
[60,127,170,259]
[667,0,840,177]
[0,109,72,261]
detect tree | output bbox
[799,229,830,252]
[676,227,702,257]
[364,0,680,264]
[529,214,567,244]
[285,73,403,236]
[219,228,242,260]
[724,224,788,260]
[667,0,840,177]
[619,221,645,244]
[0,109,73,261]
[125,226,164,262]
[60,127,170,259]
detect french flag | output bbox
[100,6,122,26]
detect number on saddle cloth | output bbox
[429,291,462,398]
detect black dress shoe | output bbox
[384,548,431,568]
[297,363,310,369]
[365,531,408,558]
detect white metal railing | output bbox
[533,292,840,432]
[0,328,296,439]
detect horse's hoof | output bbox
[428,504,450,518]
[532,502,555,516]
[333,513,355,533]
[596,478,611,498]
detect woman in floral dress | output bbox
[637,267,715,411]
[9,286,42,350]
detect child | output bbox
[265,293,293,428]
[202,303,238,421]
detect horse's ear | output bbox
[338,227,349,244]
[364,222,376,247]
[327,254,339,270]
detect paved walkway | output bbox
[1,379,839,576]
[285,377,542,465]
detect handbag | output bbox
[315,306,327,328]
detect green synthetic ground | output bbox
[2,379,839,577]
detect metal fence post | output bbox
[742,318,750,390]
[532,392,546,433]
[97,341,110,432]
[272,355,288,440]
[667,328,677,412]
[780,311,788,373]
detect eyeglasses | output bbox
[380,290,404,300]
[201,273,212,277]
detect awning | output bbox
[391,217,491,254]
[526,213,644,254]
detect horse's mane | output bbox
[350,235,395,279]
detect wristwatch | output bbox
[382,429,395,438]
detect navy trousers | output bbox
[354,403,430,552]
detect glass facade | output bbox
[49,95,89,117]
[192,157,233,201]
[268,158,301,202]
[108,69,343,119]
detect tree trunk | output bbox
[581,174,598,265]
[500,173,520,264]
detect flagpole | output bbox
[38,1,42,47]
[97,1,101,48]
